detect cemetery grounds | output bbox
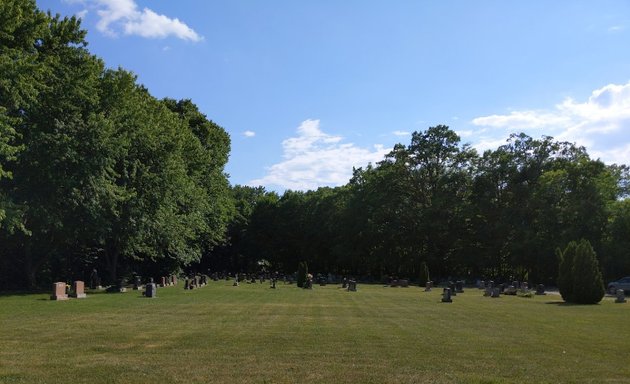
[1,281,629,383]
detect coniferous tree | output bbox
[557,243,577,303]
[570,240,605,304]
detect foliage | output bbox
[557,243,577,303]
[0,0,231,289]
[570,240,605,304]
[558,240,605,304]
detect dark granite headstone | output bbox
[449,281,457,296]
[441,287,452,302]
[145,280,157,298]
[615,289,626,303]
[535,284,546,295]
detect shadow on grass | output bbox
[545,301,602,306]
[0,290,47,298]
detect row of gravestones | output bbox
[50,281,87,300]
[184,275,207,290]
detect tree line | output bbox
[1,0,628,290]
[216,128,629,285]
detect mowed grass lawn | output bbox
[1,281,629,384]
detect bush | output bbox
[557,242,577,302]
[571,240,605,304]
[557,240,605,304]
[296,261,308,288]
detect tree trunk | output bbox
[104,245,119,285]
[24,242,37,290]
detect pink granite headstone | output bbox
[51,282,68,300]
[71,281,87,299]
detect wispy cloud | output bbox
[471,81,630,164]
[243,130,256,138]
[250,119,390,191]
[65,0,202,42]
[608,25,626,33]
[392,130,410,136]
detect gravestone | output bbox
[400,279,409,288]
[270,278,276,289]
[51,282,69,300]
[342,277,348,289]
[615,289,626,303]
[71,281,87,299]
[424,281,432,292]
[160,277,167,287]
[484,286,492,297]
[347,280,357,292]
[233,275,239,287]
[390,280,399,287]
[455,280,464,293]
[535,284,546,295]
[491,287,501,298]
[171,275,178,285]
[118,278,127,292]
[505,285,517,295]
[133,276,142,290]
[449,282,457,296]
[106,278,127,293]
[512,281,519,289]
[441,287,452,302]
[521,282,529,291]
[145,278,157,298]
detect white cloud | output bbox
[250,119,390,191]
[83,0,202,41]
[471,81,630,164]
[76,9,89,19]
[393,130,410,136]
[243,130,256,138]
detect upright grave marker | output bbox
[441,287,452,302]
[51,282,68,301]
[71,281,87,299]
[145,278,157,298]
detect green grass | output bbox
[1,282,629,383]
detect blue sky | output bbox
[38,0,630,192]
